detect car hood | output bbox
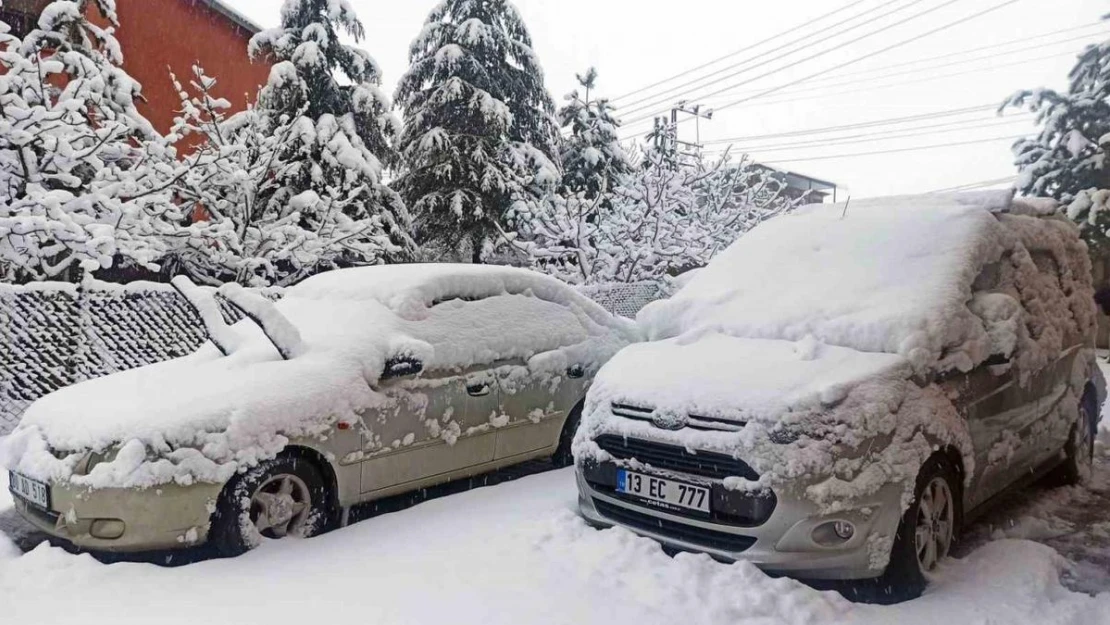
[587,333,912,423]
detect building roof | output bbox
[200,0,262,34]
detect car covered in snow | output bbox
[1,264,640,554]
[573,191,1105,600]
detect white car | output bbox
[574,191,1104,601]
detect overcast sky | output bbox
[225,0,1107,198]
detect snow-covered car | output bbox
[573,191,1106,600]
[1,264,640,554]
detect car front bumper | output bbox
[12,479,224,553]
[575,466,905,581]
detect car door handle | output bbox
[567,364,585,379]
[466,383,491,397]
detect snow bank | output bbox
[0,468,1106,625]
[0,265,638,489]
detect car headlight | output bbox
[75,447,120,476]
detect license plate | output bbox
[617,469,710,513]
[9,471,49,509]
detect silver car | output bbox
[574,193,1105,601]
[5,264,639,554]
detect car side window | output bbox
[406,293,590,372]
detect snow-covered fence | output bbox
[577,282,669,319]
[0,279,666,434]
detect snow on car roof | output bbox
[637,191,1020,370]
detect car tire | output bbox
[855,455,961,604]
[1055,394,1096,486]
[552,402,584,468]
[209,455,330,556]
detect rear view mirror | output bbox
[382,356,424,380]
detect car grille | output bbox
[593,498,756,553]
[593,434,759,481]
[611,403,746,432]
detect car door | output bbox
[491,358,589,460]
[358,366,499,495]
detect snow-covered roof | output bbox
[199,0,262,34]
[636,190,1062,371]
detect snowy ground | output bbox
[1,437,1109,625]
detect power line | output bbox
[703,103,1000,142]
[620,0,967,135]
[616,0,926,115]
[697,49,1073,110]
[706,0,1025,119]
[714,115,1031,152]
[610,0,872,103]
[695,31,1104,105]
[618,0,939,125]
[709,134,1028,163]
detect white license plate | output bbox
[9,471,49,509]
[617,469,710,513]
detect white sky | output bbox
[225,0,1108,198]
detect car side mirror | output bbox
[382,355,424,380]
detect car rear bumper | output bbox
[575,466,904,581]
[11,479,223,553]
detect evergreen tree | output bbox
[247,0,414,263]
[0,0,172,283]
[558,68,630,199]
[394,0,560,262]
[1004,21,1110,250]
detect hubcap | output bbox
[914,476,954,574]
[249,474,311,539]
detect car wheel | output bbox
[209,455,329,556]
[1056,396,1095,486]
[552,402,584,468]
[864,455,960,604]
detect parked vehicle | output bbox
[574,191,1105,601]
[3,265,639,554]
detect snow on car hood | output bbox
[588,334,910,423]
[1,266,639,488]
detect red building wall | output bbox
[89,0,271,136]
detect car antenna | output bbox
[840,195,852,220]
[171,276,238,356]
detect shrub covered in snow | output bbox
[0,1,173,283]
[520,148,799,284]
[393,0,561,262]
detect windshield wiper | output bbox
[218,283,305,361]
[171,276,239,356]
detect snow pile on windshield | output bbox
[1,265,638,489]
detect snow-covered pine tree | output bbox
[394,0,561,262]
[154,66,409,287]
[247,0,414,263]
[0,0,172,283]
[558,68,631,199]
[1004,21,1110,251]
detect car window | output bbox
[405,293,591,372]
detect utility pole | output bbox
[650,101,713,166]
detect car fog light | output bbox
[834,521,855,540]
[812,520,856,546]
[90,519,125,540]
